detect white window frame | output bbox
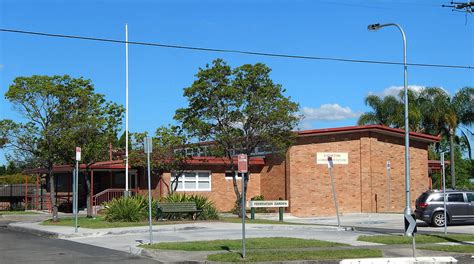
[172,171,212,191]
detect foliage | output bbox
[0,161,23,175]
[103,196,148,222]
[358,86,473,188]
[1,75,124,221]
[128,125,189,193]
[161,193,219,220]
[174,59,300,216]
[0,173,35,184]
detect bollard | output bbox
[250,207,255,220]
[279,207,284,222]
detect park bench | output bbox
[156,201,201,220]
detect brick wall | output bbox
[285,131,431,217]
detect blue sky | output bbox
[0,0,473,164]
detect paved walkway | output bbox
[5,212,474,263]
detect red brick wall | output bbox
[285,132,430,217]
[260,155,286,201]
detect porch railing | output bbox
[92,188,137,208]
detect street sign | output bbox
[144,137,153,154]
[238,154,248,173]
[75,147,81,161]
[249,200,289,208]
[404,213,418,235]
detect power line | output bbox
[1,28,472,70]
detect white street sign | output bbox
[249,200,289,208]
[75,147,81,161]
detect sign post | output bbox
[74,147,81,233]
[327,156,341,228]
[238,154,248,259]
[144,137,153,244]
[441,152,447,236]
[386,160,391,212]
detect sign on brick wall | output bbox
[316,152,348,165]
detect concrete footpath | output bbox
[4,213,474,263]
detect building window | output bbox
[171,171,211,191]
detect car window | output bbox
[467,193,474,203]
[430,195,444,202]
[448,193,465,202]
[417,193,430,203]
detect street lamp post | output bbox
[367,23,413,236]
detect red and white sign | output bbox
[75,147,81,161]
[237,154,248,173]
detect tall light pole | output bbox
[368,23,414,237]
[125,24,130,197]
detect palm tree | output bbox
[357,95,401,127]
[419,87,474,188]
[358,91,424,132]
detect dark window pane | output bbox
[448,193,465,202]
[467,193,474,203]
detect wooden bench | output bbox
[156,202,202,220]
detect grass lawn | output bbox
[0,211,41,215]
[207,249,382,262]
[141,237,347,251]
[41,216,198,229]
[358,234,474,245]
[419,245,474,253]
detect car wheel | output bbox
[432,211,446,227]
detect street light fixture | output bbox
[368,23,413,236]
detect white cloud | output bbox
[301,104,361,122]
[370,85,426,98]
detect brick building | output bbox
[157,125,439,216]
[24,125,439,217]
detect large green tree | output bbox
[419,87,473,187]
[359,87,473,188]
[174,59,300,216]
[128,125,189,195]
[1,75,123,220]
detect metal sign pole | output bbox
[241,172,246,259]
[327,157,341,228]
[144,137,153,244]
[441,153,447,236]
[75,147,81,233]
[75,160,79,233]
[72,168,77,233]
[238,154,248,259]
[387,160,391,212]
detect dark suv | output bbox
[415,189,474,227]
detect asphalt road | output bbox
[0,223,158,264]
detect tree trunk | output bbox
[84,169,92,218]
[48,166,59,222]
[449,128,456,188]
[231,172,242,217]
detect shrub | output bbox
[104,196,148,222]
